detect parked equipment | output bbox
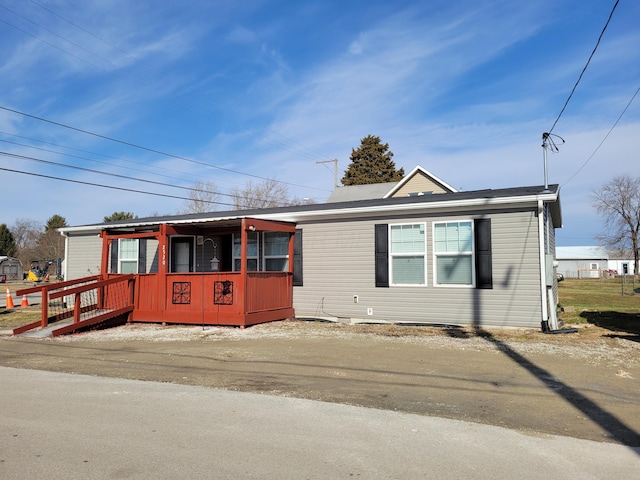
[26,260,53,282]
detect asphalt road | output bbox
[1,366,638,480]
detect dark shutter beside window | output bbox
[474,218,493,289]
[138,239,147,274]
[293,229,303,286]
[110,240,118,273]
[375,224,389,287]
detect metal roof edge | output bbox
[60,184,559,234]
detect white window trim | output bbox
[432,220,475,288]
[389,222,427,287]
[118,238,138,274]
[262,232,290,272]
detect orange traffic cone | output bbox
[21,294,29,308]
[5,288,14,309]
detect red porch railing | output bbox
[13,275,135,337]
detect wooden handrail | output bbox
[48,274,134,300]
[16,276,100,296]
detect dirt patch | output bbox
[1,319,639,446]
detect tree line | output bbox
[0,214,67,277]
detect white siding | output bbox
[293,209,543,328]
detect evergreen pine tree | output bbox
[0,224,18,257]
[341,135,404,186]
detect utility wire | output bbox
[547,0,620,135]
[0,105,328,192]
[23,0,333,165]
[0,4,121,70]
[0,150,230,200]
[0,166,228,206]
[0,148,298,207]
[562,84,640,186]
[0,133,204,185]
[0,140,237,200]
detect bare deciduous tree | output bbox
[11,218,42,251]
[231,179,291,210]
[180,181,222,214]
[592,175,640,276]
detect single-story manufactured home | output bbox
[44,166,562,334]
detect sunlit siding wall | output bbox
[65,233,103,280]
[293,208,543,328]
[65,235,159,278]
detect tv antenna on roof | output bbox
[316,159,339,188]
[541,132,564,192]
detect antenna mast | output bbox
[316,159,339,188]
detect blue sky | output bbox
[0,0,638,246]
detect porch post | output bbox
[158,224,169,321]
[99,231,110,277]
[241,219,249,316]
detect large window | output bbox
[433,221,473,286]
[118,238,138,274]
[233,232,290,272]
[390,223,426,285]
[263,232,289,271]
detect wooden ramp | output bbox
[13,275,135,338]
[17,307,133,338]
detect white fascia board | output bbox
[60,191,558,233]
[259,192,558,223]
[59,215,246,234]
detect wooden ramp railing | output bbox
[13,275,135,337]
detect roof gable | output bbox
[327,165,455,203]
[384,165,457,198]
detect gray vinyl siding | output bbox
[65,233,103,280]
[65,234,159,278]
[293,209,543,328]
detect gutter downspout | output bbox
[60,230,69,281]
[538,200,550,332]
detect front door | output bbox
[171,237,194,272]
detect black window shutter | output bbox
[375,224,389,287]
[110,239,118,273]
[138,239,147,274]
[293,229,303,286]
[474,219,493,289]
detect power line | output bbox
[0,105,329,192]
[21,0,334,165]
[0,132,204,186]
[562,84,640,186]
[0,149,223,198]
[0,148,299,207]
[0,4,121,70]
[0,166,230,206]
[547,0,620,135]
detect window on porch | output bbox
[233,231,290,272]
